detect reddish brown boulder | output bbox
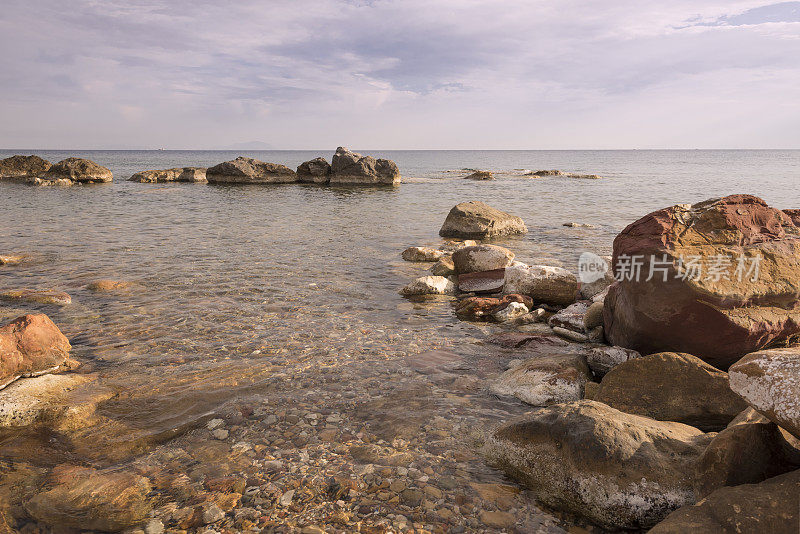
[604,195,800,369]
[0,314,71,389]
[454,294,533,321]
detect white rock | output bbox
[504,264,577,305]
[492,302,529,322]
[552,326,588,342]
[490,354,591,405]
[399,276,456,296]
[401,247,445,262]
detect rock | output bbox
[452,244,515,274]
[584,381,600,399]
[503,264,577,305]
[212,428,229,440]
[0,289,71,306]
[144,518,165,534]
[552,326,588,342]
[587,325,605,343]
[0,314,71,389]
[0,155,51,180]
[399,276,456,296]
[485,400,713,530]
[401,247,445,262]
[604,194,800,370]
[0,254,26,266]
[490,353,591,405]
[492,301,529,322]
[486,332,568,349]
[529,169,566,176]
[579,255,615,300]
[464,170,493,180]
[479,510,515,528]
[563,222,595,228]
[455,294,533,321]
[649,469,800,534]
[329,147,400,185]
[206,157,297,184]
[729,347,800,439]
[128,167,206,182]
[528,170,600,179]
[439,201,527,239]
[86,279,134,292]
[595,352,748,431]
[457,268,506,293]
[583,301,604,330]
[439,239,479,252]
[39,157,112,183]
[548,301,590,333]
[430,257,455,276]
[296,157,331,184]
[586,346,641,377]
[25,466,152,531]
[28,177,73,186]
[693,417,800,499]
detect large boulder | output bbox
[594,352,747,431]
[206,157,297,184]
[0,155,51,180]
[452,244,514,274]
[729,348,800,439]
[490,353,591,405]
[296,157,331,184]
[37,157,112,183]
[485,401,712,530]
[0,314,71,389]
[649,469,800,534]
[329,147,400,185]
[439,201,527,239]
[604,195,800,370]
[129,167,206,183]
[503,264,577,305]
[25,466,152,531]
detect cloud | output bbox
[0,0,798,148]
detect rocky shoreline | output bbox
[0,193,798,532]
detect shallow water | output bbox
[1,149,800,530]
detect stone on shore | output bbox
[492,301,530,323]
[548,301,590,333]
[595,352,748,431]
[296,157,332,184]
[578,254,614,300]
[329,147,400,185]
[583,301,604,329]
[485,400,712,530]
[457,268,506,293]
[206,157,297,184]
[454,294,533,321]
[649,469,800,534]
[439,201,527,239]
[25,466,153,531]
[129,167,207,183]
[729,347,800,439]
[0,155,51,180]
[0,314,72,389]
[503,264,577,305]
[401,247,445,262]
[604,195,800,370]
[464,170,493,180]
[430,257,455,276]
[490,354,591,405]
[452,244,514,274]
[399,276,456,296]
[0,289,71,306]
[38,158,113,184]
[586,345,641,377]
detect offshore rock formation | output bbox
[35,157,113,184]
[329,147,400,185]
[206,157,297,184]
[0,155,51,181]
[604,194,800,369]
[129,167,206,182]
[296,157,331,184]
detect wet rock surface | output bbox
[0,314,71,389]
[439,201,527,239]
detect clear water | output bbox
[1,149,799,524]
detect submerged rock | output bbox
[729,348,800,439]
[439,201,527,239]
[486,400,712,530]
[0,314,71,389]
[464,170,493,180]
[0,254,27,266]
[452,244,514,274]
[129,167,207,182]
[26,466,152,531]
[490,354,591,405]
[401,246,445,262]
[206,157,297,184]
[399,276,456,296]
[38,157,112,184]
[296,157,331,184]
[0,289,71,306]
[0,154,51,181]
[503,264,577,305]
[595,352,747,431]
[649,469,800,534]
[604,194,800,369]
[86,279,134,292]
[329,147,400,185]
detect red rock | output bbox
[457,268,506,293]
[0,314,71,389]
[455,294,534,321]
[604,195,800,369]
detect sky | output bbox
[1,0,799,149]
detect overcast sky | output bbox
[1,1,799,149]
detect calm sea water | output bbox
[1,149,799,481]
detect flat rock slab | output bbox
[458,269,506,293]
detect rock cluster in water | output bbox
[399,194,800,531]
[0,154,114,185]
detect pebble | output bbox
[211,429,229,440]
